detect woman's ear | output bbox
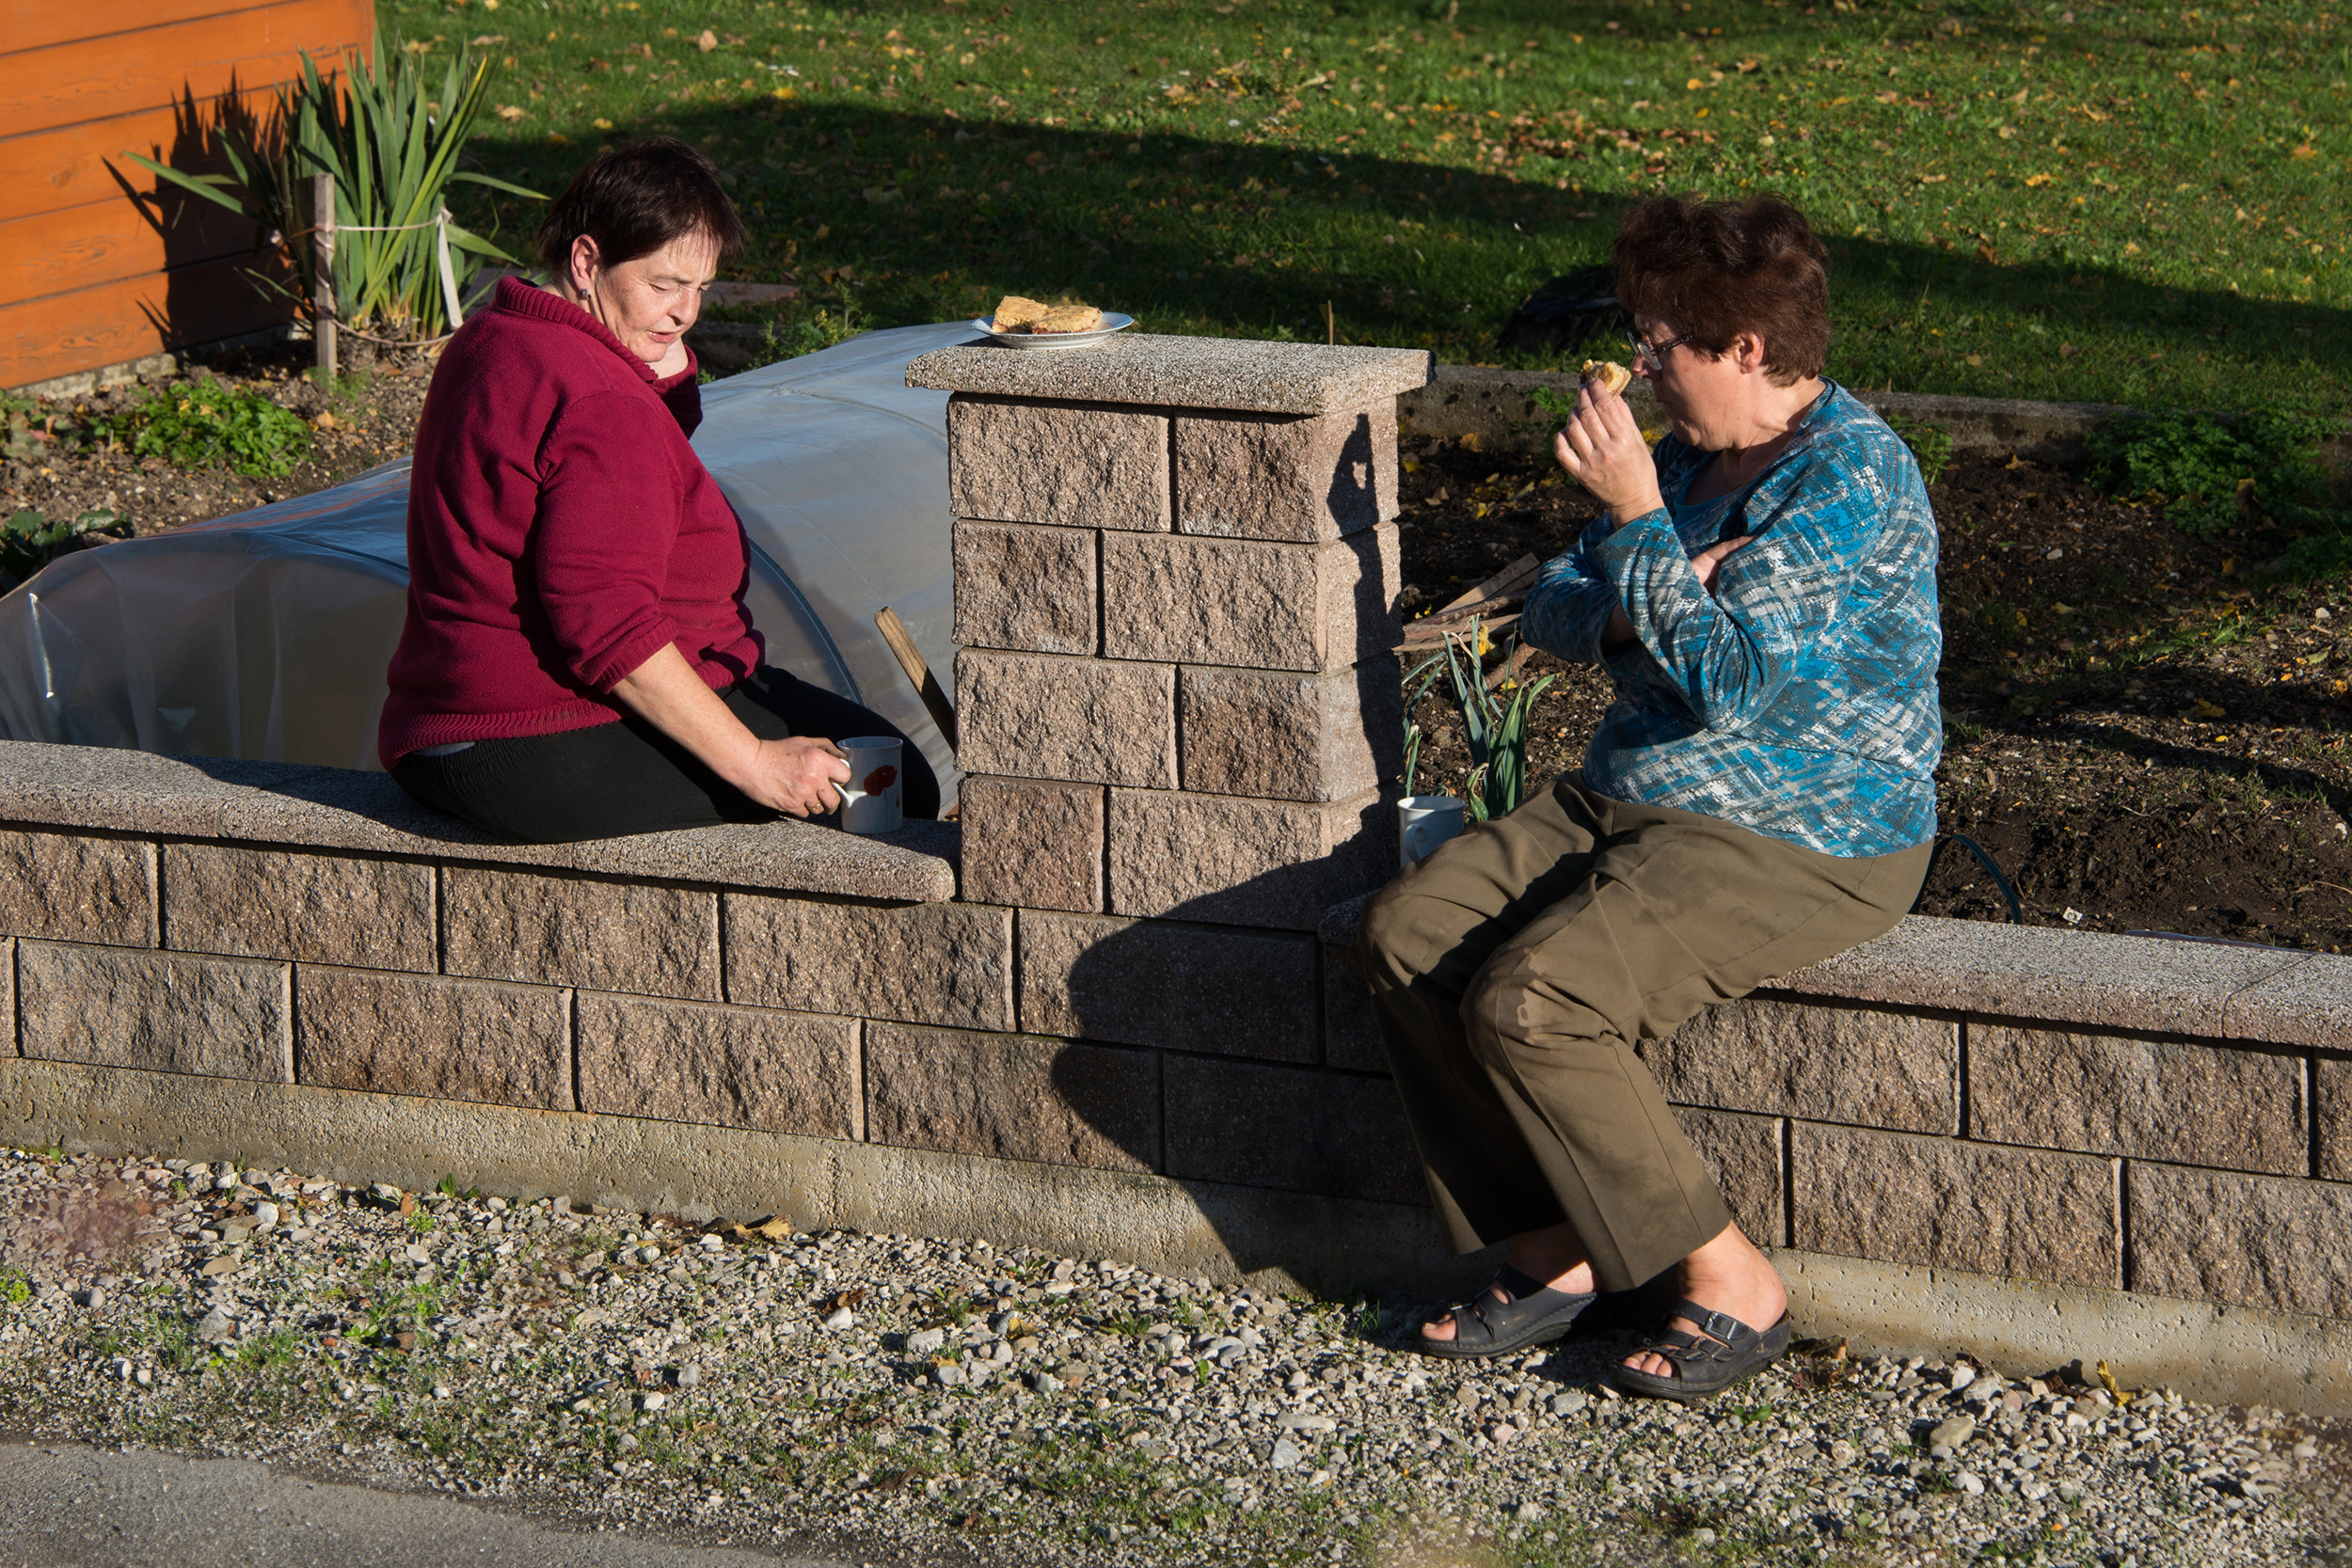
[1732,331,1771,375]
[567,233,603,294]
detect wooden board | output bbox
[0,0,278,59]
[0,0,373,142]
[0,93,283,222]
[0,197,264,307]
[0,258,286,390]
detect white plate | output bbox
[968,311,1136,351]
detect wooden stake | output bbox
[874,606,958,752]
[311,172,337,379]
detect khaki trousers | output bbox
[1358,774,1932,1293]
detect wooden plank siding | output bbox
[0,0,372,143]
[1,0,374,388]
[0,260,289,391]
[0,92,281,217]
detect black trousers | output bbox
[390,665,940,844]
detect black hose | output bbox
[1914,832,2024,926]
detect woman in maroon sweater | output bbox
[381,138,937,841]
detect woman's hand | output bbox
[1690,534,1756,593]
[734,736,851,817]
[1553,381,1666,521]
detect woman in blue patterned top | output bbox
[1360,195,1941,1403]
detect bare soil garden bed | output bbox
[9,352,2350,949]
[2,341,434,539]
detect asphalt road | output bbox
[0,1442,864,1568]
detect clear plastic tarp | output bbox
[0,321,973,802]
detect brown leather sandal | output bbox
[1415,1264,1597,1361]
[1611,1299,1793,1405]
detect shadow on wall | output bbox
[1041,837,1443,1294]
[120,79,293,359]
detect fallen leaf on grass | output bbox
[496,104,528,120]
[2194,699,2227,720]
[698,28,720,51]
[2025,173,2055,186]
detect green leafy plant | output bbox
[1406,620,1559,822]
[128,35,538,344]
[2,508,129,591]
[109,379,310,478]
[0,1267,29,1306]
[1886,415,1953,485]
[2081,409,2337,537]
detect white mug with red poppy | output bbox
[836,736,904,834]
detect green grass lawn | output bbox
[389,0,2349,417]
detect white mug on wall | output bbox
[1399,795,1468,868]
[837,736,904,835]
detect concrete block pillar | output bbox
[907,335,1434,930]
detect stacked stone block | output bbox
[908,337,1434,933]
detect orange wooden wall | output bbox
[1,0,375,389]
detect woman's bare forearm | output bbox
[611,643,762,784]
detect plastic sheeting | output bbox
[0,321,974,801]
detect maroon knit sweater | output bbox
[377,277,762,767]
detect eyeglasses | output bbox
[1629,331,1694,372]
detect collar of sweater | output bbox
[491,276,682,388]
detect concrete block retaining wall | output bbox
[7,334,2352,1410]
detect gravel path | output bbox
[2,1145,2344,1565]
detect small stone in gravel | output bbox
[1269,1439,1301,1471]
[906,1327,946,1354]
[822,1307,855,1331]
[1931,1415,1977,1449]
[194,1308,234,1344]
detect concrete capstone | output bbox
[1768,914,2307,1038]
[907,335,1434,416]
[0,741,956,903]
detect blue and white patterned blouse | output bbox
[1519,380,1942,858]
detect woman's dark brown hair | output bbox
[534,136,747,277]
[1613,195,1830,385]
